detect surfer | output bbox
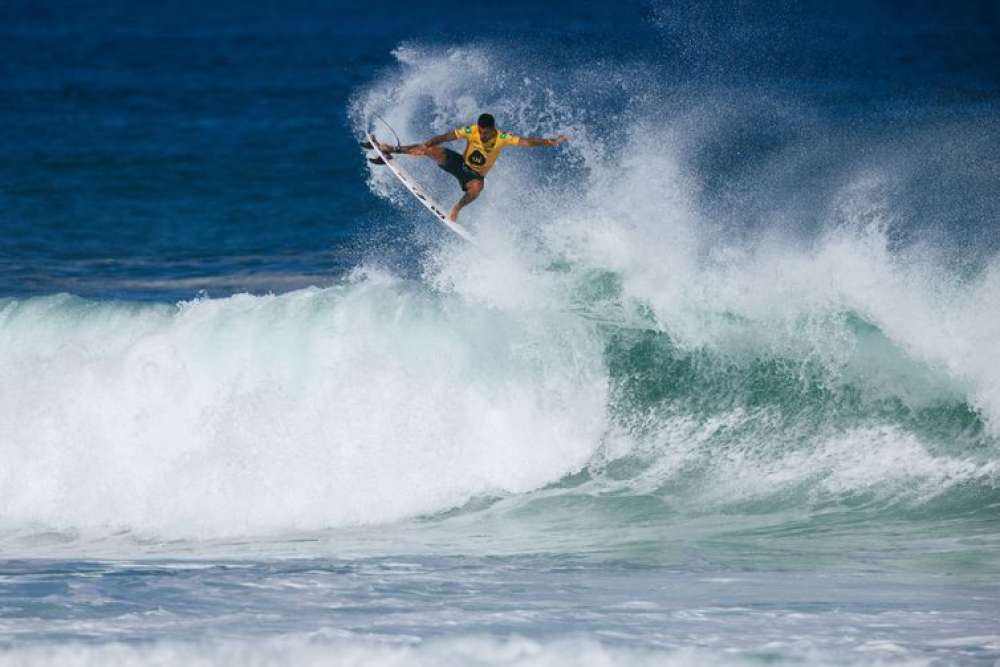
[375,113,568,222]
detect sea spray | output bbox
[345,44,1000,532]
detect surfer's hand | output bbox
[552,135,569,145]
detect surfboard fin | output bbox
[368,156,392,165]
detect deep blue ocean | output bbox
[2,1,1000,665]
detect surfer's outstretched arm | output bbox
[516,135,569,147]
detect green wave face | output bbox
[438,263,1000,571]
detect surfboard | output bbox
[365,130,476,243]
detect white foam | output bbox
[0,636,919,667]
[0,273,607,538]
[699,421,999,508]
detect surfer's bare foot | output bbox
[448,206,460,222]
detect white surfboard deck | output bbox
[366,130,476,243]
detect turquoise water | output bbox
[2,1,999,664]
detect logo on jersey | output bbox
[467,150,487,167]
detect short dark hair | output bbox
[477,113,496,128]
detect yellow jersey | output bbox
[452,124,521,176]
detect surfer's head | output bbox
[477,113,497,141]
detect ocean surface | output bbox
[2,1,999,664]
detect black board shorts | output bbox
[439,149,484,191]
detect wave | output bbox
[1,253,997,541]
[2,44,999,542]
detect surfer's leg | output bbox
[390,144,448,164]
[449,179,483,222]
[409,145,448,165]
[376,143,446,165]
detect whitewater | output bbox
[3,4,1000,665]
